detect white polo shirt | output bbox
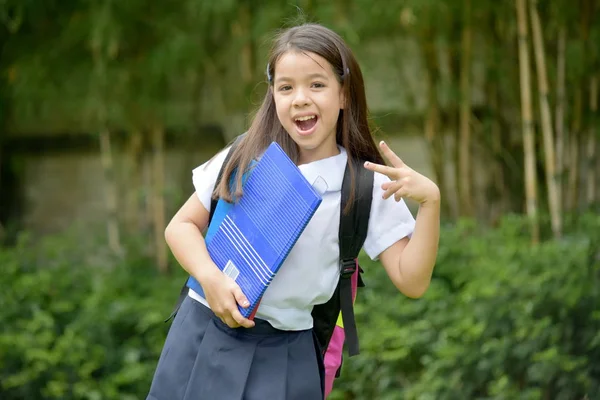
[189,145,416,331]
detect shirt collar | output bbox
[298,146,347,193]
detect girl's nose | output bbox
[292,88,311,108]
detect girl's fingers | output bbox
[381,181,393,190]
[394,189,409,202]
[382,180,404,199]
[232,285,250,309]
[222,315,240,328]
[230,308,255,328]
[226,284,255,328]
[364,161,397,179]
[379,141,406,168]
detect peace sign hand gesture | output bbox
[364,141,440,205]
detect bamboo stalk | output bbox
[587,76,598,207]
[516,0,539,243]
[567,0,593,212]
[458,0,473,216]
[239,3,254,85]
[125,130,143,233]
[445,20,462,219]
[490,82,507,224]
[152,127,168,273]
[421,36,452,218]
[485,8,511,222]
[529,0,562,238]
[99,128,123,255]
[143,146,153,239]
[555,27,566,213]
[567,90,582,211]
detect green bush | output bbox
[0,232,186,400]
[331,214,600,400]
[0,214,598,399]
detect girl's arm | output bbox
[377,197,440,298]
[165,194,215,282]
[165,194,255,328]
[364,141,441,298]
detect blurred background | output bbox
[1,0,599,399]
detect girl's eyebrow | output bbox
[275,73,330,84]
[307,73,329,80]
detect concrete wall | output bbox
[10,135,432,235]
[12,143,223,235]
[6,35,495,234]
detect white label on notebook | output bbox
[223,260,240,281]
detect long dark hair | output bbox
[215,23,385,210]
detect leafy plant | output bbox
[0,213,598,399]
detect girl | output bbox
[147,23,440,400]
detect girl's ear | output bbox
[339,89,346,110]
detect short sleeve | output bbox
[362,171,416,260]
[191,146,231,212]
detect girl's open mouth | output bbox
[294,115,318,136]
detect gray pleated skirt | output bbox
[147,296,325,400]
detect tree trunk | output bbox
[516,0,539,243]
[444,18,462,220]
[555,26,566,213]
[182,69,205,186]
[489,82,507,224]
[239,2,254,87]
[568,0,594,212]
[303,0,314,15]
[421,36,452,218]
[124,130,144,233]
[587,76,598,207]
[567,90,582,212]
[152,126,168,273]
[458,0,474,217]
[99,128,123,255]
[206,60,230,142]
[143,145,153,239]
[529,0,561,238]
[485,7,512,222]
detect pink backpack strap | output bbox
[323,260,359,397]
[311,158,373,397]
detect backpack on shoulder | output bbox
[168,134,373,397]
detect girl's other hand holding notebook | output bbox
[200,267,256,329]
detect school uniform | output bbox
[147,146,416,400]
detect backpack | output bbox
[167,134,373,397]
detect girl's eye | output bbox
[312,82,325,88]
[278,85,292,92]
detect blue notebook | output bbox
[187,142,323,319]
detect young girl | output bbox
[147,23,440,400]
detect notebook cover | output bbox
[187,142,323,319]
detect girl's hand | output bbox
[200,267,255,329]
[364,141,440,205]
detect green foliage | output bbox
[0,232,187,400]
[331,213,600,399]
[0,214,598,399]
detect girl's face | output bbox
[272,51,344,164]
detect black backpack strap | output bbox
[208,133,247,223]
[165,133,246,322]
[311,157,374,355]
[338,158,374,356]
